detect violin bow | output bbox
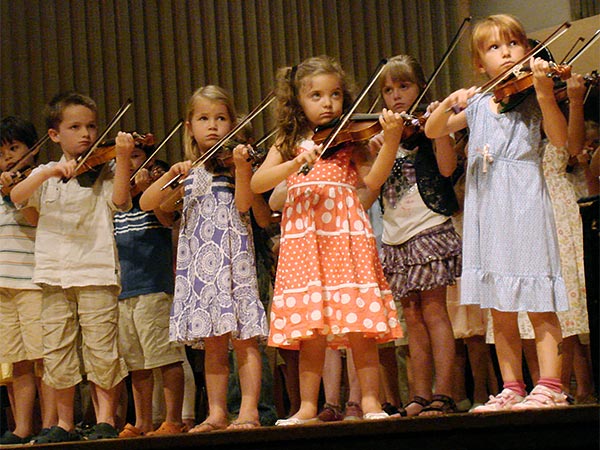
[5,134,50,173]
[560,37,585,65]
[130,119,183,183]
[63,98,133,182]
[478,22,572,95]
[299,58,388,174]
[161,92,275,191]
[564,29,600,67]
[407,16,472,116]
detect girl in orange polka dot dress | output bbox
[251,55,405,424]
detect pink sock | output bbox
[504,380,527,397]
[537,377,563,393]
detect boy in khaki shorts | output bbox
[114,138,186,437]
[10,92,134,444]
[0,116,57,444]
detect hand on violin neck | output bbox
[380,108,404,146]
[115,131,135,159]
[294,142,320,174]
[530,56,557,98]
[232,143,253,171]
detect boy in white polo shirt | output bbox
[10,92,133,443]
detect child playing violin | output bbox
[0,116,57,445]
[140,85,268,432]
[113,140,187,437]
[367,55,462,416]
[251,55,405,424]
[10,92,133,442]
[425,14,570,411]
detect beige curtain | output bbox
[1,0,469,163]
[570,0,599,19]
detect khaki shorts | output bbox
[41,285,128,390]
[118,292,184,371]
[0,288,43,363]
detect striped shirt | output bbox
[0,195,39,289]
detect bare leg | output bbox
[278,349,300,416]
[400,293,433,416]
[161,362,184,425]
[464,335,493,405]
[230,338,261,428]
[491,310,523,385]
[378,346,400,407]
[321,348,342,408]
[522,339,540,385]
[348,334,383,416]
[345,349,361,404]
[130,370,153,432]
[290,335,327,421]
[527,312,563,381]
[573,340,596,402]
[189,335,229,432]
[93,382,119,426]
[11,360,37,438]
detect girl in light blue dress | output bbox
[426,14,569,412]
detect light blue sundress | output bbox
[460,93,568,313]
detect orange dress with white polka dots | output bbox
[268,143,403,349]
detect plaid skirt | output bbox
[382,220,462,298]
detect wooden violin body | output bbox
[493,63,572,106]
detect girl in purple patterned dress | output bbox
[140,86,268,432]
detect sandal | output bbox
[227,420,260,430]
[418,394,456,416]
[404,396,430,417]
[189,421,228,433]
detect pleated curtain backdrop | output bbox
[1,0,470,164]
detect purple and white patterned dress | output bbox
[170,166,268,347]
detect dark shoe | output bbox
[85,422,119,440]
[30,426,80,444]
[382,402,407,417]
[418,394,457,416]
[0,430,32,445]
[317,403,343,422]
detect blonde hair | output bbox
[379,55,428,104]
[183,85,237,172]
[274,55,355,161]
[471,14,529,71]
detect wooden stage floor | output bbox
[8,405,598,450]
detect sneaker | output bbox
[146,421,189,436]
[511,385,570,410]
[85,422,119,440]
[342,401,363,421]
[30,425,80,444]
[0,430,32,445]
[470,389,525,413]
[317,403,343,422]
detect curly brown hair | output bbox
[274,55,355,161]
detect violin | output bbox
[492,62,572,106]
[1,134,50,197]
[73,132,155,179]
[299,59,388,174]
[214,138,269,168]
[1,166,34,197]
